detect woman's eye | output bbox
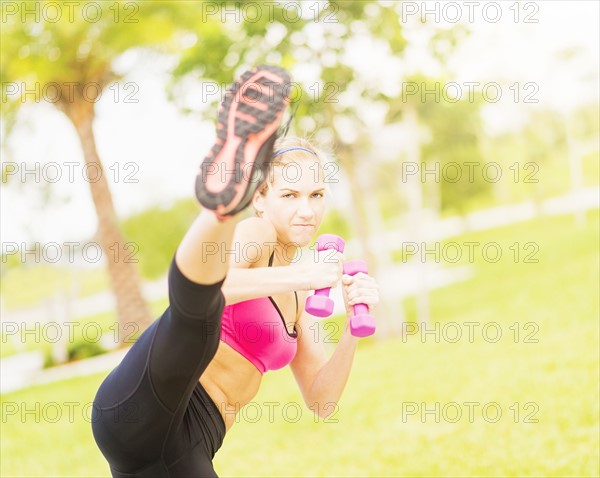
[282,192,322,198]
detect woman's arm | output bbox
[221,217,343,305]
[290,274,380,418]
[223,266,309,305]
[289,300,358,419]
[220,217,308,305]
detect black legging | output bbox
[91,255,226,477]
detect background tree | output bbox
[0,1,229,344]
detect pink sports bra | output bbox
[220,253,298,374]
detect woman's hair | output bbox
[253,136,333,216]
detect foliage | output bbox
[41,338,106,368]
[1,1,199,129]
[120,198,201,279]
[66,338,106,363]
[386,73,488,214]
[314,208,352,242]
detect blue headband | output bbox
[272,146,317,158]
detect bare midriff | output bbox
[199,341,262,433]
[199,284,301,433]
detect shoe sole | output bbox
[195,65,290,217]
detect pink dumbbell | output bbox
[305,234,345,317]
[343,260,376,337]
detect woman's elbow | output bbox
[306,400,339,419]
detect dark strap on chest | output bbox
[268,251,298,315]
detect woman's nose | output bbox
[296,198,315,218]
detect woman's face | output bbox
[254,154,327,248]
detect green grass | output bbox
[1,210,598,477]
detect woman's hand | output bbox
[341,271,380,319]
[296,249,344,291]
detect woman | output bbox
[91,65,380,477]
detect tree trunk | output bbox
[337,145,400,338]
[403,106,430,326]
[337,146,378,273]
[61,98,153,347]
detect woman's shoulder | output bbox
[236,217,277,243]
[232,217,277,268]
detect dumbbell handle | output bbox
[313,288,332,297]
[343,259,376,337]
[352,303,370,317]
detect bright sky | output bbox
[1,1,598,247]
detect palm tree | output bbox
[1,2,204,344]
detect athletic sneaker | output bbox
[195,65,291,218]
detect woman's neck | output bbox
[273,242,300,266]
